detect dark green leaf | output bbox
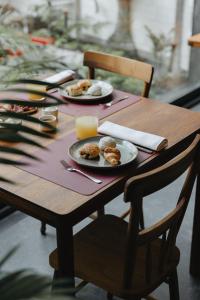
[0,99,61,108]
[0,176,14,184]
[0,247,19,269]
[0,272,51,299]
[0,158,29,166]
[0,112,53,127]
[0,123,54,138]
[0,132,46,148]
[2,88,66,104]
[10,79,60,90]
[0,146,40,160]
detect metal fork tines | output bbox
[105,95,129,107]
[60,160,102,184]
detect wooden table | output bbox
[188,33,200,48]
[1,97,200,284]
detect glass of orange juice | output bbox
[75,115,98,140]
[27,84,46,101]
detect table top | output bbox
[0,97,200,226]
[188,33,200,48]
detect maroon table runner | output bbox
[58,89,140,119]
[19,133,154,196]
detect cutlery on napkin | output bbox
[45,70,76,90]
[98,121,168,152]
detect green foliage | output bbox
[0,79,65,183]
[30,0,108,49]
[0,248,75,300]
[145,25,173,59]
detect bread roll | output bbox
[79,143,100,159]
[103,147,121,166]
[66,84,82,96]
[87,84,102,96]
[77,79,92,91]
[99,136,116,151]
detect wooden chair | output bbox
[84,50,154,225]
[83,50,154,98]
[49,135,200,300]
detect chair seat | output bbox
[49,215,180,298]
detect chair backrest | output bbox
[122,134,200,289]
[83,51,154,97]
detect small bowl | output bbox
[39,114,57,132]
[41,106,58,119]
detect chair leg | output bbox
[168,270,180,300]
[97,207,105,217]
[120,208,145,229]
[139,208,145,230]
[51,270,75,295]
[107,292,113,299]
[145,295,158,300]
[40,221,46,235]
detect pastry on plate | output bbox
[0,104,37,114]
[87,84,102,96]
[66,84,83,97]
[79,143,100,159]
[77,79,92,91]
[99,136,116,151]
[103,146,121,166]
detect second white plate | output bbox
[60,80,113,103]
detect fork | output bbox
[60,160,102,184]
[104,95,129,107]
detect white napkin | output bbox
[45,70,75,87]
[98,121,168,151]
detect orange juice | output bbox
[27,84,46,101]
[75,115,98,140]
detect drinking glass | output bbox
[75,115,98,140]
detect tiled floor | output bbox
[1,103,200,299]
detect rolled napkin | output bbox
[98,121,168,151]
[45,70,75,88]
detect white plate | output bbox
[68,136,138,169]
[60,80,113,103]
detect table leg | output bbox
[190,172,200,276]
[54,222,75,289]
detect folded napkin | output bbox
[45,70,75,88]
[98,121,168,151]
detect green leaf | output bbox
[0,272,51,299]
[0,123,54,139]
[0,111,53,127]
[2,88,65,104]
[0,176,14,184]
[0,99,61,108]
[0,132,46,148]
[0,247,19,269]
[0,146,39,160]
[0,158,29,166]
[9,79,60,90]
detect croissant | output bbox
[104,147,121,166]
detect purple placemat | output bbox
[18,133,154,196]
[0,90,140,121]
[58,90,140,120]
